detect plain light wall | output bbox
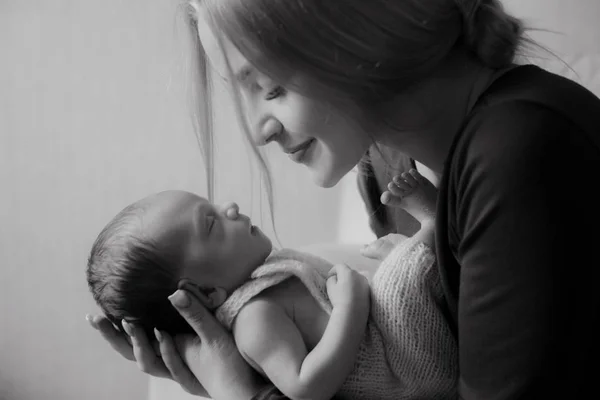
[0,1,345,400]
[504,0,600,54]
[503,0,600,97]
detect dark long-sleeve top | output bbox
[252,64,600,400]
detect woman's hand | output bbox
[360,233,408,261]
[326,264,371,314]
[86,314,204,389]
[87,287,265,400]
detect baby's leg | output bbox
[381,169,437,248]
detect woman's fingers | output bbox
[121,320,170,378]
[168,288,265,399]
[168,289,226,346]
[87,314,135,361]
[155,329,207,397]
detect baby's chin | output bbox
[255,230,274,259]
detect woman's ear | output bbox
[177,279,228,310]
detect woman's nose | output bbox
[253,118,282,146]
[220,202,239,219]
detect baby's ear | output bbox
[177,279,227,310]
[204,287,228,309]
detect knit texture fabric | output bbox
[215,237,457,399]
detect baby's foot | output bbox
[381,169,437,226]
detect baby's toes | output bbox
[381,190,393,205]
[386,181,405,197]
[408,168,427,186]
[381,191,403,207]
[392,175,411,188]
[400,171,418,187]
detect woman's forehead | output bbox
[195,11,249,82]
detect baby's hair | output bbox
[86,202,194,338]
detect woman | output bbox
[87,0,600,399]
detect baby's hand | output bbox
[326,264,370,314]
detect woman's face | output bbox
[196,15,373,188]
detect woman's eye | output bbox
[266,86,286,100]
[250,82,262,93]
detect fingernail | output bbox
[122,320,135,337]
[154,328,163,342]
[169,290,191,308]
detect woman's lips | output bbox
[287,139,315,163]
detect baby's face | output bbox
[138,190,273,293]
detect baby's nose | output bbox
[221,202,239,219]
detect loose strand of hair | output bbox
[181,3,216,202]
[205,6,282,248]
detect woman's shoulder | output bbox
[482,63,600,104]
[450,64,600,174]
[473,64,600,137]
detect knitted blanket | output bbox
[215,237,458,399]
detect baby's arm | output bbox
[234,296,366,400]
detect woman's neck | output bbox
[374,48,499,174]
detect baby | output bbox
[87,169,456,400]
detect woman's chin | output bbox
[311,170,344,189]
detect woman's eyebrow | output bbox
[214,64,253,85]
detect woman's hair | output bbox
[210,0,527,108]
[86,203,195,338]
[182,0,530,218]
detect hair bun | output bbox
[458,0,524,68]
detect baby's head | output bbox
[86,190,273,337]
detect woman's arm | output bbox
[453,104,600,398]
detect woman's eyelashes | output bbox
[250,81,286,100]
[265,86,286,100]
